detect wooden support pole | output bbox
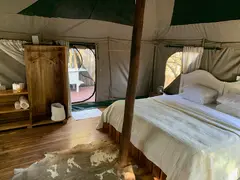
[119,0,146,167]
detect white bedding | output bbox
[97,95,240,180]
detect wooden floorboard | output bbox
[0,115,108,180]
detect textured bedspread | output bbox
[97,95,240,180]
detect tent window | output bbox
[164,52,182,88]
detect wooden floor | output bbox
[0,116,108,180]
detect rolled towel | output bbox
[14,101,21,110]
[19,96,29,110]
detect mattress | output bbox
[97,95,240,180]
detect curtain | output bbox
[0,40,26,65]
[182,46,204,74]
[56,40,72,117]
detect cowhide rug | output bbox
[12,140,153,180]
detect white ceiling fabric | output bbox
[0,0,240,42]
[0,0,172,41]
[164,20,240,42]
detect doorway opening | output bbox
[68,43,96,104]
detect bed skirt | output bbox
[102,123,167,180]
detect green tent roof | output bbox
[19,0,240,26]
[171,0,240,25]
[19,0,135,26]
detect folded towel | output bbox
[14,101,21,110]
[19,96,29,109]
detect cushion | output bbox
[216,104,240,118]
[217,93,240,106]
[181,84,218,104]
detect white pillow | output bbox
[217,93,240,106]
[216,104,240,118]
[181,84,218,104]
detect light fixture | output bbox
[237,76,240,81]
[32,35,39,45]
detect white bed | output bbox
[97,70,240,180]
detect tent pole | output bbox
[165,44,222,50]
[119,0,146,167]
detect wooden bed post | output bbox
[119,0,146,167]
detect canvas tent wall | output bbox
[0,0,240,101]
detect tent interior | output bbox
[1,0,240,179]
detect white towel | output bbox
[51,103,66,121]
[14,101,21,110]
[19,96,29,109]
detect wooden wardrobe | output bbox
[0,45,69,132]
[24,45,69,126]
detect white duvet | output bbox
[97,95,240,180]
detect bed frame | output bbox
[100,70,239,180]
[180,70,240,95]
[102,123,167,180]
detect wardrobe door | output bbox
[25,45,68,119]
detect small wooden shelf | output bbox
[0,119,29,131]
[0,117,65,132]
[32,115,64,126]
[0,104,29,114]
[0,90,28,97]
[33,119,62,127]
